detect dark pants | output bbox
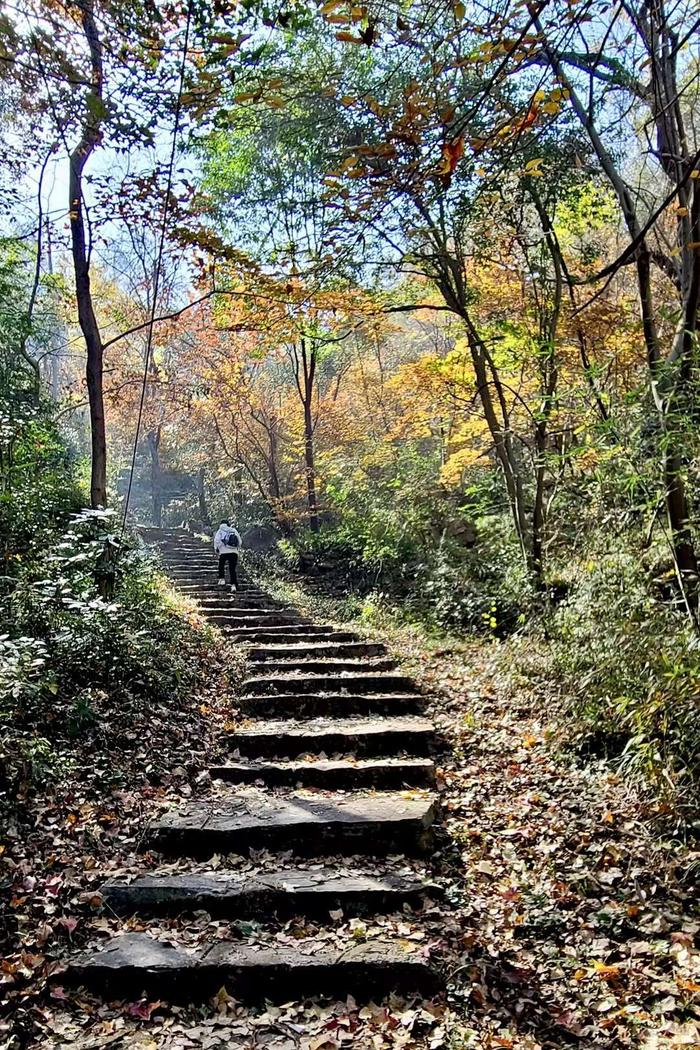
[218,552,239,587]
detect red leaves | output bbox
[56,916,79,938]
[127,998,162,1020]
[435,135,465,187]
[513,99,539,135]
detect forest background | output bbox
[1,0,700,829]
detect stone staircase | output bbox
[63,528,444,1001]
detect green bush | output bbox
[273,512,532,634]
[0,403,81,578]
[410,519,532,633]
[1,500,212,801]
[549,549,700,807]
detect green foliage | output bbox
[0,379,213,803]
[295,435,532,631]
[0,405,81,573]
[276,505,531,634]
[0,506,211,800]
[548,549,700,810]
[414,522,532,634]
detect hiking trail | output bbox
[61,528,447,1002]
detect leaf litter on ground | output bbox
[2,578,699,1049]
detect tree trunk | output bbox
[532,6,700,616]
[526,184,562,587]
[68,0,106,508]
[198,467,211,527]
[665,450,697,580]
[148,429,162,527]
[462,320,532,566]
[303,398,319,532]
[46,220,62,401]
[299,339,319,532]
[413,225,534,569]
[234,462,244,510]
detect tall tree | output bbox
[69,0,107,507]
[525,0,700,613]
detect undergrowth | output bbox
[253,534,700,827]
[0,397,228,854]
[0,510,217,805]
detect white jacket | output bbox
[214,524,241,554]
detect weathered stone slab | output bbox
[210,756,436,789]
[63,932,442,999]
[218,614,306,629]
[228,715,435,757]
[240,691,423,718]
[199,938,442,998]
[147,790,437,856]
[243,673,417,696]
[255,657,397,675]
[228,627,358,643]
[101,867,438,916]
[205,608,297,621]
[64,933,197,995]
[249,641,387,661]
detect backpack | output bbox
[222,528,240,548]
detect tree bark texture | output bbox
[68,0,107,508]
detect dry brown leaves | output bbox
[397,630,700,1049]
[3,588,699,1050]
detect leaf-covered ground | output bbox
[2,579,699,1049]
[399,633,700,1048]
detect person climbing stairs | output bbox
[60,528,445,1001]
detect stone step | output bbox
[206,608,295,621]
[100,867,436,917]
[199,596,272,604]
[159,550,202,556]
[160,546,209,552]
[226,625,352,642]
[228,715,435,757]
[220,614,306,629]
[161,546,210,553]
[240,691,423,718]
[170,578,221,587]
[249,641,386,661]
[162,552,209,558]
[204,601,278,613]
[64,933,441,1000]
[167,568,219,576]
[167,564,216,571]
[159,549,208,557]
[175,584,242,595]
[233,631,360,646]
[205,597,276,607]
[165,568,215,575]
[158,546,205,554]
[177,582,260,591]
[156,536,204,542]
[253,658,398,675]
[147,790,437,856]
[243,672,417,696]
[164,571,259,591]
[163,556,213,565]
[210,756,436,789]
[165,567,215,576]
[169,577,221,586]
